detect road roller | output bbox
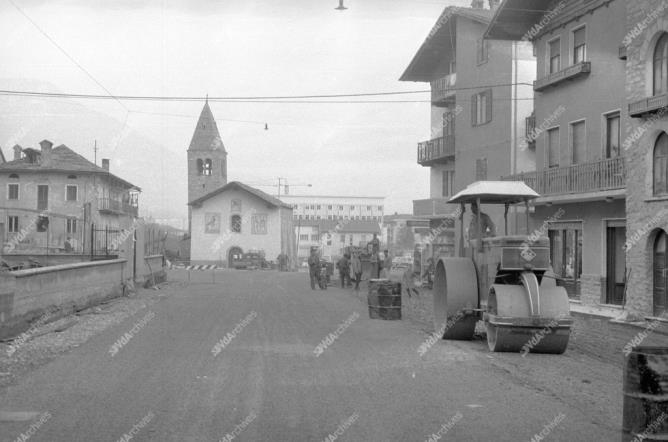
[433,181,573,354]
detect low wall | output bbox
[1,254,91,268]
[0,259,127,340]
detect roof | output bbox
[188,101,226,152]
[298,219,381,234]
[448,181,540,204]
[400,6,494,82]
[0,144,139,190]
[485,0,560,41]
[188,181,292,208]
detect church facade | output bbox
[186,102,296,267]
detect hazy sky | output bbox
[0,0,472,220]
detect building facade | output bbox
[279,195,385,222]
[294,219,381,262]
[624,0,668,317]
[0,140,139,256]
[488,0,628,306]
[189,181,296,266]
[400,0,536,260]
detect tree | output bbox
[394,224,415,251]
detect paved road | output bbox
[1,270,623,441]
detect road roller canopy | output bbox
[447,181,539,205]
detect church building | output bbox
[187,101,296,267]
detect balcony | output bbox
[431,73,456,106]
[413,198,460,220]
[628,93,668,118]
[98,197,139,217]
[417,135,455,166]
[503,157,625,197]
[534,61,591,92]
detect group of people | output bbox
[334,249,393,290]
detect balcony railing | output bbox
[534,61,591,92]
[431,73,457,105]
[413,198,460,218]
[98,197,139,217]
[417,135,455,166]
[628,93,668,118]
[502,157,625,196]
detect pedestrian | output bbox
[380,250,392,279]
[64,237,73,253]
[369,233,380,255]
[351,252,362,290]
[337,253,351,288]
[308,247,320,290]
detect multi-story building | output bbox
[279,195,385,222]
[488,0,628,306]
[0,140,140,255]
[400,0,536,259]
[295,219,381,262]
[623,0,668,317]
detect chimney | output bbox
[488,0,500,10]
[102,158,110,171]
[39,139,53,166]
[13,144,22,160]
[471,0,484,8]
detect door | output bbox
[228,247,243,268]
[606,225,626,305]
[653,231,668,316]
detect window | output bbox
[366,206,372,211]
[300,234,309,241]
[605,112,621,158]
[231,199,242,213]
[37,185,48,210]
[230,214,242,233]
[196,159,204,175]
[317,205,321,210]
[350,206,355,210]
[547,127,560,168]
[67,218,77,234]
[339,205,344,210]
[328,205,333,210]
[66,185,77,201]
[471,90,492,126]
[203,159,212,176]
[311,234,319,241]
[328,215,332,220]
[654,133,668,195]
[573,27,586,64]
[8,216,19,233]
[549,38,561,74]
[8,184,18,200]
[251,214,267,234]
[67,174,77,180]
[654,33,668,95]
[378,206,383,211]
[205,213,221,233]
[475,158,487,181]
[9,173,18,179]
[570,120,586,164]
[442,170,455,197]
[340,235,345,243]
[476,38,489,64]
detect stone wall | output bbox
[0,259,127,339]
[624,0,668,317]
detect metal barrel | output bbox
[622,346,668,441]
[367,279,401,320]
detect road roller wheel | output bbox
[433,257,479,340]
[486,282,572,354]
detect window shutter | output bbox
[471,95,477,126]
[486,89,493,123]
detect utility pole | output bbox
[94,140,97,165]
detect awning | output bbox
[448,181,540,205]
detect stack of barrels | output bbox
[622,346,668,441]
[367,279,401,320]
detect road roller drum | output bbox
[433,257,479,340]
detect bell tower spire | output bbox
[187,100,228,233]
